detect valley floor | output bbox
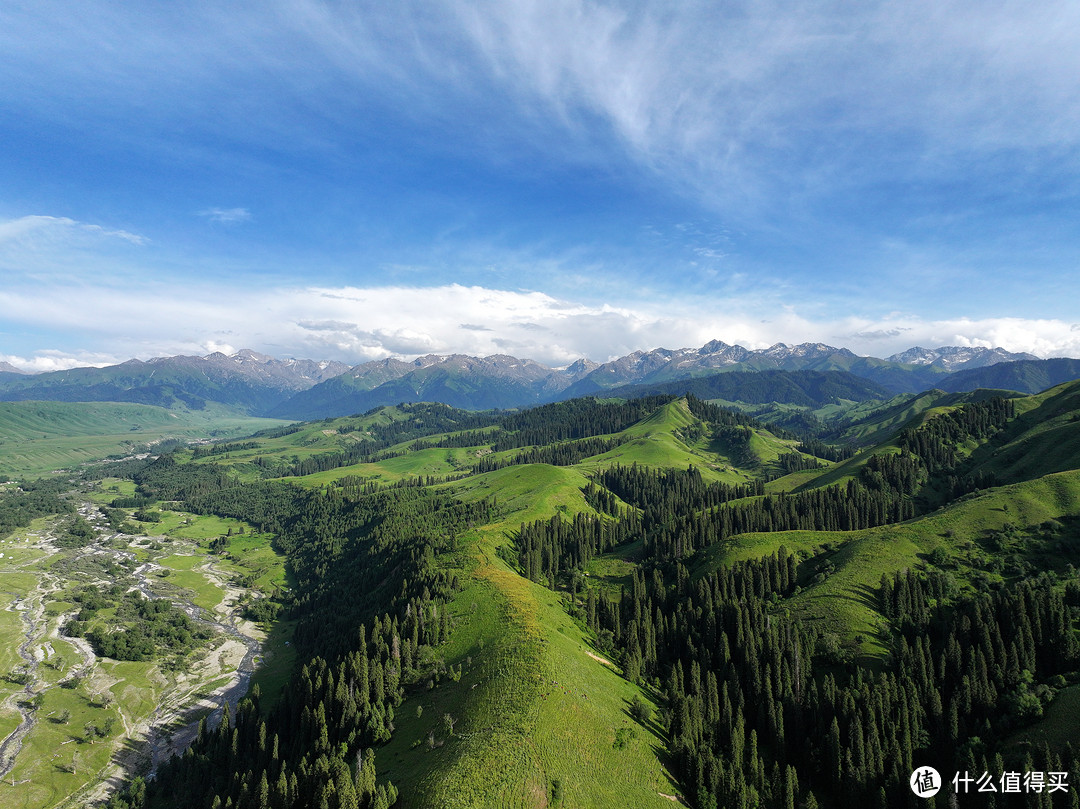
[0,500,274,809]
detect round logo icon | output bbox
[910,766,942,798]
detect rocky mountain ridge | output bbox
[0,343,1060,418]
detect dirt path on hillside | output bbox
[584,649,615,667]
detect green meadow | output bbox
[376,462,681,808]
[0,401,286,478]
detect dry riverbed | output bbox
[0,501,269,809]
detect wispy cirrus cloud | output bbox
[198,207,252,224]
[0,215,147,248]
[6,2,1080,210]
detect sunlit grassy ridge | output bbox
[225,417,685,805]
[373,464,679,808]
[576,398,797,485]
[790,384,1066,494]
[827,388,1021,446]
[273,400,800,807]
[958,379,1080,484]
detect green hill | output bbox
[83,386,1080,809]
[376,463,682,807]
[959,378,1080,483]
[940,357,1080,393]
[695,470,1080,656]
[826,387,1024,447]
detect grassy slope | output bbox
[1006,684,1080,753]
[795,379,1080,497]
[297,448,475,487]
[794,399,1010,493]
[374,464,680,808]
[576,398,797,485]
[0,401,286,477]
[225,397,798,489]
[695,470,1080,657]
[960,379,1080,485]
[199,407,496,484]
[286,397,787,493]
[764,467,835,494]
[380,397,974,803]
[828,388,1024,447]
[286,399,795,806]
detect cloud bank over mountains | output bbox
[2,276,1077,373]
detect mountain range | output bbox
[0,342,1070,420]
[0,349,349,414]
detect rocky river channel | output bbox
[0,500,266,804]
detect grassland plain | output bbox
[0,401,287,478]
[0,518,134,808]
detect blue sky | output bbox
[2,0,1080,370]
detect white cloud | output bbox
[2,6,1076,378]
[2,279,1079,371]
[198,207,253,224]
[0,215,147,249]
[0,349,124,373]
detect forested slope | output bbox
[91,384,1080,809]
